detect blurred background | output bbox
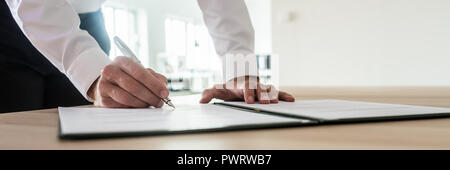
[101,0,450,95]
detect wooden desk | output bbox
[1,87,450,150]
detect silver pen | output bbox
[113,36,175,108]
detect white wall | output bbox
[245,0,272,54]
[272,0,450,86]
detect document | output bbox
[59,104,309,137]
[220,100,450,121]
[58,95,450,139]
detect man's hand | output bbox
[87,56,169,108]
[200,76,295,104]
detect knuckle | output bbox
[101,65,117,77]
[147,68,155,73]
[98,79,108,86]
[214,84,224,89]
[160,75,168,84]
[114,57,134,69]
[110,88,118,98]
[216,90,228,98]
[116,76,125,84]
[202,89,212,95]
[99,74,108,82]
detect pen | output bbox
[113,36,175,108]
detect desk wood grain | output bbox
[1,87,450,150]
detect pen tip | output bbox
[168,101,175,108]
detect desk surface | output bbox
[2,87,450,150]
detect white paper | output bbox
[221,100,450,120]
[59,102,309,136]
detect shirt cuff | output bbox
[222,53,259,82]
[66,49,111,102]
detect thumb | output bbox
[200,89,214,104]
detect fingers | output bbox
[200,85,241,104]
[99,80,149,108]
[94,57,170,108]
[102,65,163,107]
[255,84,281,104]
[114,57,169,99]
[279,91,296,102]
[201,76,290,105]
[257,84,270,104]
[243,89,255,104]
[147,68,168,85]
[243,77,256,104]
[268,85,279,104]
[199,89,215,104]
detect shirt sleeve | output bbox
[5,0,111,101]
[197,0,259,82]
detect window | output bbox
[164,17,222,91]
[102,6,140,61]
[165,17,221,71]
[165,18,187,57]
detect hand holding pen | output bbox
[86,37,174,108]
[113,36,174,108]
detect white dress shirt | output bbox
[5,0,257,101]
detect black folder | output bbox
[59,100,450,139]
